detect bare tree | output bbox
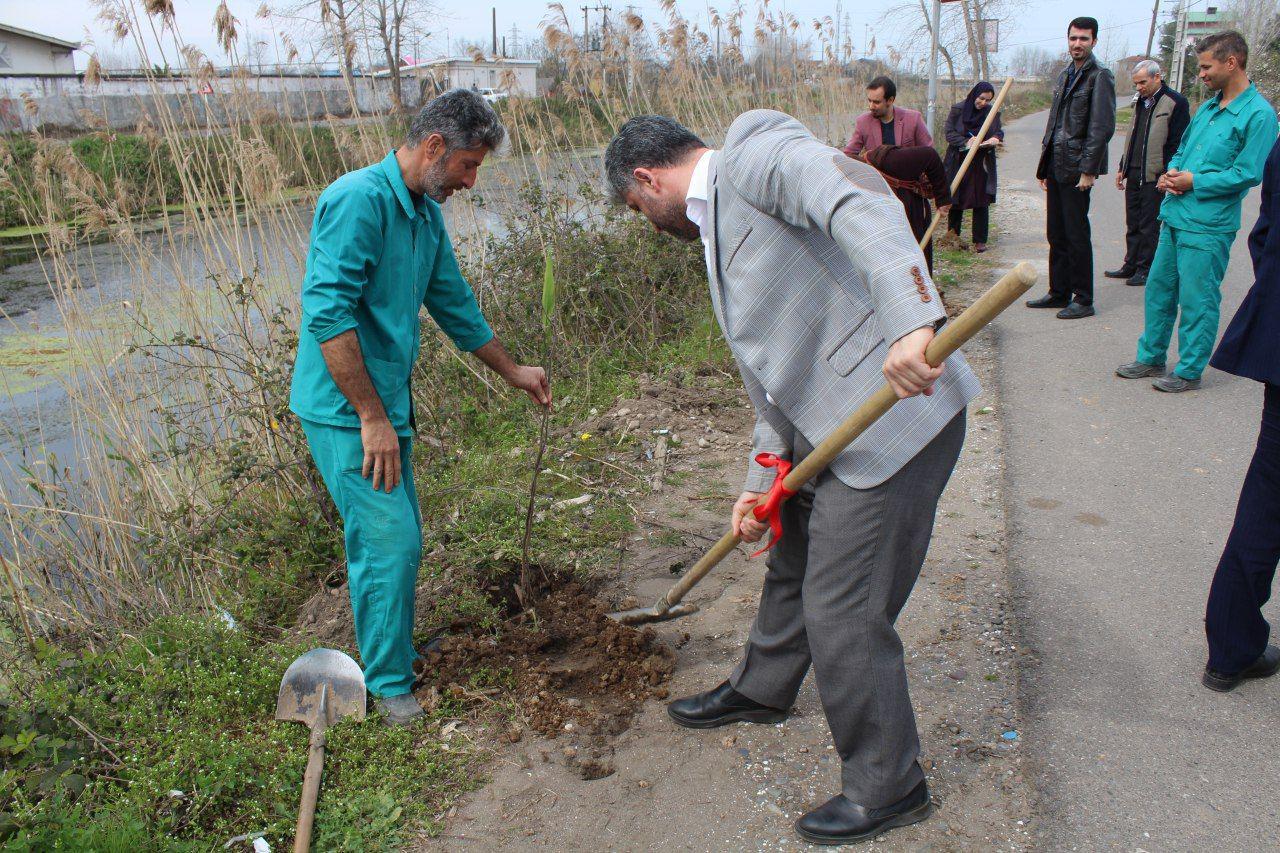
[360,0,437,112]
[1008,45,1058,79]
[1228,0,1280,94]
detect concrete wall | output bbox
[0,74,424,133]
[0,31,76,75]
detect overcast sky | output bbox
[8,0,1186,71]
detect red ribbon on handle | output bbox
[749,452,797,557]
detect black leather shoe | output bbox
[1026,293,1070,309]
[1105,266,1136,279]
[1203,644,1280,692]
[1126,271,1147,287]
[667,680,788,729]
[795,780,932,845]
[1056,301,1095,319]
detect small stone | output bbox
[697,437,710,448]
[947,669,968,681]
[637,779,651,789]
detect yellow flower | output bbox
[580,432,591,441]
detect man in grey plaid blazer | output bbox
[605,110,980,844]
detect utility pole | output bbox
[1170,0,1189,92]
[582,6,590,50]
[492,8,498,56]
[1145,0,1160,57]
[926,0,941,137]
[510,24,520,57]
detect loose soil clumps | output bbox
[415,569,675,780]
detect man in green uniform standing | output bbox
[289,89,550,724]
[1116,31,1278,392]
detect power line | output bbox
[999,0,1209,52]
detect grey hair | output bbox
[1133,59,1162,78]
[406,88,507,154]
[604,115,706,202]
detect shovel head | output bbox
[275,648,367,727]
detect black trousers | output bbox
[1206,383,1280,673]
[1045,177,1094,305]
[1123,177,1161,274]
[948,205,990,244]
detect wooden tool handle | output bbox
[293,683,330,853]
[293,725,326,853]
[920,77,1014,250]
[657,261,1037,613]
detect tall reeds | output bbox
[0,0,889,640]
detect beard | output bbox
[648,197,702,243]
[420,160,453,203]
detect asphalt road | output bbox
[988,107,1280,849]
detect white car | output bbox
[477,87,508,103]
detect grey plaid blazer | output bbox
[708,110,982,492]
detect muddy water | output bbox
[0,151,593,510]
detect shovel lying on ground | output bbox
[275,648,367,852]
[610,261,1038,626]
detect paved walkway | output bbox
[990,108,1280,849]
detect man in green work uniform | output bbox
[1116,31,1278,392]
[289,89,550,724]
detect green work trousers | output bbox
[300,418,421,698]
[1136,225,1235,381]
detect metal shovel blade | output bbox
[275,648,367,726]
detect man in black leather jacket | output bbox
[1027,17,1117,319]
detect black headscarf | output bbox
[959,81,996,135]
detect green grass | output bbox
[2,618,478,850]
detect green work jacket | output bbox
[289,151,493,435]
[1159,83,1279,234]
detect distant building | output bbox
[0,23,79,76]
[1186,6,1230,39]
[390,57,540,97]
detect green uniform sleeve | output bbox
[302,188,384,343]
[424,225,494,352]
[1193,110,1280,200]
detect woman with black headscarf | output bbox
[943,81,1003,252]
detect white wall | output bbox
[428,62,537,97]
[0,31,76,75]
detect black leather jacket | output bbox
[1037,55,1117,182]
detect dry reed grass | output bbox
[0,0,906,641]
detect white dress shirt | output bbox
[684,148,716,272]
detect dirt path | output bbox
[412,271,1035,850]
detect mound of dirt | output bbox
[415,570,675,780]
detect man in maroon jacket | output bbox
[843,76,932,157]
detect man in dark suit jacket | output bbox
[1026,16,1117,319]
[1202,136,1280,693]
[1107,59,1189,287]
